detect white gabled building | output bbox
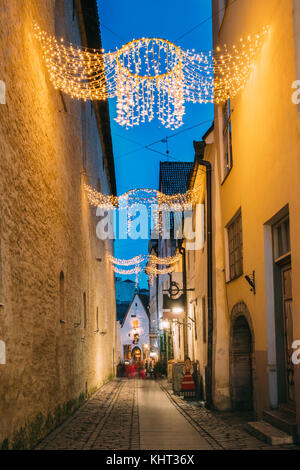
[120,293,150,363]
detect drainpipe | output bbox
[194,141,213,409]
[156,271,159,358]
[178,244,188,359]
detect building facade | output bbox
[0,0,116,448]
[212,0,300,435]
[120,293,150,363]
[148,162,193,364]
[176,0,300,442]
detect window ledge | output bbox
[226,273,244,284]
[221,167,233,186]
[274,252,291,266]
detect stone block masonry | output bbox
[0,0,116,448]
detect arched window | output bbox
[0,340,6,365]
[59,271,65,318]
[83,292,87,329]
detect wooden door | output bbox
[282,266,295,404]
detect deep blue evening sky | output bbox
[97,0,214,288]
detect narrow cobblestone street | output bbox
[36,379,300,451]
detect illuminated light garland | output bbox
[84,183,202,209]
[108,254,180,268]
[145,265,175,276]
[108,255,147,266]
[148,254,181,265]
[108,253,181,284]
[34,24,270,129]
[83,183,118,208]
[112,266,143,276]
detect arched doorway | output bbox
[230,306,253,411]
[131,347,141,363]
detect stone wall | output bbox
[0,0,116,447]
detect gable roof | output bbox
[116,301,131,322]
[121,293,149,327]
[159,162,194,195]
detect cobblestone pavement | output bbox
[160,381,300,450]
[36,379,139,450]
[36,378,299,450]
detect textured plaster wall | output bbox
[0,0,116,444]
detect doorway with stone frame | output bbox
[230,303,254,411]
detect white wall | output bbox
[120,294,150,362]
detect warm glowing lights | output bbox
[112,266,143,276]
[84,183,201,210]
[109,252,180,281]
[145,265,175,276]
[108,255,146,266]
[34,24,270,129]
[114,37,185,129]
[149,254,181,265]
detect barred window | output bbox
[227,210,243,281]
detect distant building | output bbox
[120,293,150,363]
[115,277,148,323]
[148,162,193,363]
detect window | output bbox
[124,344,131,360]
[194,304,197,341]
[83,292,87,329]
[0,239,3,304]
[202,297,206,343]
[222,100,233,180]
[132,320,139,329]
[273,216,290,261]
[0,340,5,365]
[59,271,65,319]
[227,209,243,281]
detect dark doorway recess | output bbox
[230,315,253,411]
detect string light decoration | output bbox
[112,266,143,275]
[108,253,180,286]
[108,255,147,266]
[84,183,201,210]
[149,254,181,265]
[34,24,270,129]
[145,265,175,276]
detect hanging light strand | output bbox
[108,255,147,266]
[84,183,202,209]
[34,24,270,129]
